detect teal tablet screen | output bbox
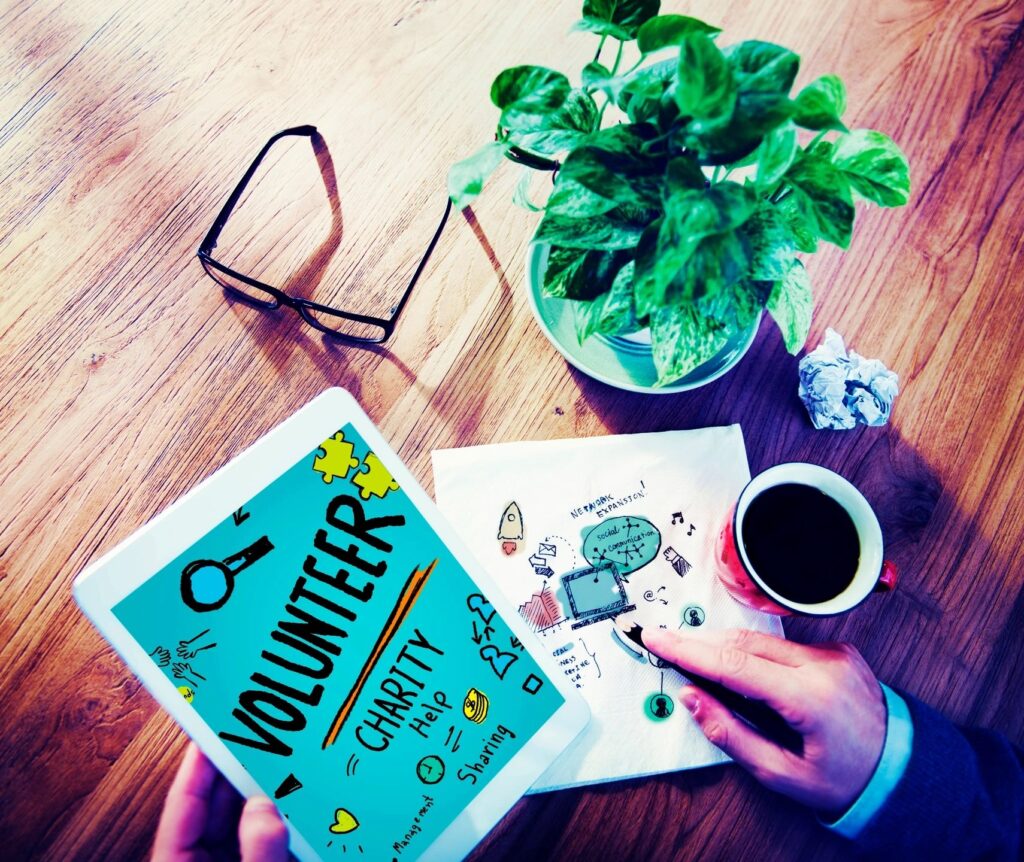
[114,422,563,859]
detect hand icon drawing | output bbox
[172,662,207,687]
[176,629,217,660]
[149,646,172,667]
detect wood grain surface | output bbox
[1,0,1022,859]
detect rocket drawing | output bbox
[497,501,524,553]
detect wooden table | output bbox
[2,0,1022,859]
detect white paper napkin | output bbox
[432,426,784,791]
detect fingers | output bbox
[681,685,795,790]
[642,628,807,718]
[239,796,290,862]
[153,743,218,859]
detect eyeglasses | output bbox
[197,125,451,344]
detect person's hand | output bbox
[153,743,289,862]
[643,627,887,815]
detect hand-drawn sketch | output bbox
[562,565,636,630]
[177,685,195,703]
[345,754,360,777]
[274,773,303,800]
[180,535,274,613]
[501,541,517,556]
[683,605,706,627]
[329,807,360,835]
[517,583,565,632]
[322,560,436,749]
[232,507,249,526]
[643,586,668,605]
[663,546,692,578]
[496,501,524,553]
[645,692,675,721]
[312,431,360,484]
[444,725,463,753]
[149,646,171,667]
[176,628,217,659]
[479,644,518,679]
[172,662,206,687]
[582,516,661,576]
[462,688,489,723]
[528,553,555,578]
[415,755,445,785]
[580,638,601,679]
[522,673,544,695]
[671,512,684,524]
[352,452,400,500]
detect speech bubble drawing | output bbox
[581,516,662,576]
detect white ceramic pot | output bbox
[525,243,761,393]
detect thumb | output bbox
[681,686,794,789]
[239,796,289,862]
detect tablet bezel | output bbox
[74,387,590,862]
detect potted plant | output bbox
[448,1,910,390]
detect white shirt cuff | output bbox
[823,682,914,839]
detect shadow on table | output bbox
[219,130,421,395]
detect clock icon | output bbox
[415,754,445,785]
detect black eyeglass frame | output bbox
[197,124,451,345]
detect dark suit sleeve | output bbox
[852,691,1024,860]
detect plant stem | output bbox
[807,129,829,151]
[610,39,625,76]
[594,34,607,63]
[711,165,723,183]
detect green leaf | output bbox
[649,301,732,385]
[767,259,812,353]
[831,129,911,207]
[617,57,675,122]
[553,123,664,211]
[574,261,639,341]
[543,246,585,298]
[491,66,571,115]
[535,209,646,250]
[665,156,707,194]
[505,88,599,155]
[775,192,819,253]
[637,14,720,53]
[784,154,855,248]
[582,61,612,88]
[744,206,796,279]
[675,32,736,120]
[447,141,507,209]
[546,178,619,218]
[634,182,755,311]
[793,74,847,131]
[513,168,544,212]
[573,0,660,40]
[684,90,795,165]
[756,120,798,189]
[663,228,751,304]
[723,41,800,94]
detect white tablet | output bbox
[74,387,589,862]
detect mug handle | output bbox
[874,560,898,593]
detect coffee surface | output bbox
[740,483,860,605]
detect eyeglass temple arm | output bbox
[198,125,319,255]
[386,196,453,323]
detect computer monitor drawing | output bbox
[562,564,636,630]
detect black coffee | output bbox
[740,483,860,604]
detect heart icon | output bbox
[329,808,359,834]
[502,541,517,555]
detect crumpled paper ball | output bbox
[798,329,899,430]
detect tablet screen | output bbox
[113,422,564,859]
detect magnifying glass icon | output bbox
[181,535,274,612]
